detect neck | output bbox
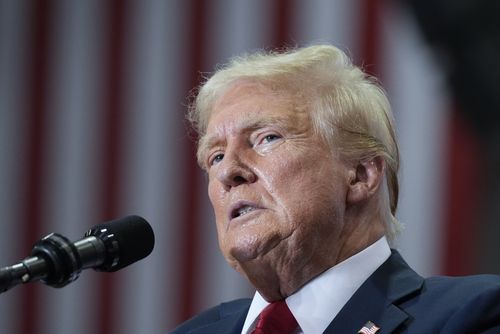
[236,220,385,302]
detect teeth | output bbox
[237,206,255,217]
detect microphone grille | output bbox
[88,215,155,272]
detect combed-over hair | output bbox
[188,44,401,240]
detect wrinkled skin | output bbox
[200,82,385,301]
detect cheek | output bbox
[207,181,229,241]
[256,154,298,194]
[208,179,224,214]
[268,151,328,195]
[278,161,346,222]
[209,195,233,260]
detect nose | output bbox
[215,149,256,189]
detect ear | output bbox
[347,156,385,205]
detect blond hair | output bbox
[188,44,401,240]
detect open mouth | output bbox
[229,199,265,221]
[231,205,257,219]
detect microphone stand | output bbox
[0,233,83,294]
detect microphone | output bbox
[0,215,154,294]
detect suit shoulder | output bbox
[398,274,500,331]
[170,298,251,334]
[424,274,500,296]
[410,275,500,314]
[423,275,500,331]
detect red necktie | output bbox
[251,300,299,334]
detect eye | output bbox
[253,132,283,151]
[262,134,281,143]
[209,153,224,166]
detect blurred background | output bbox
[0,0,498,333]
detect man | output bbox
[173,45,500,333]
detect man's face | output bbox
[201,82,352,283]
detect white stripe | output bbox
[115,0,187,332]
[37,1,107,333]
[291,0,360,54]
[206,0,275,63]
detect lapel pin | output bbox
[357,321,380,334]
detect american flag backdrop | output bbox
[0,1,496,333]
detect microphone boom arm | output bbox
[0,232,106,293]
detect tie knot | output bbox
[252,300,298,334]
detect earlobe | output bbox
[347,157,385,205]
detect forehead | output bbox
[205,83,306,137]
[216,81,306,121]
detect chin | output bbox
[228,242,261,263]
[222,225,285,264]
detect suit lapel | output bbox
[188,300,249,334]
[324,250,424,333]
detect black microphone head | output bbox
[86,215,155,272]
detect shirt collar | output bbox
[241,237,391,334]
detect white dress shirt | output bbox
[241,237,391,334]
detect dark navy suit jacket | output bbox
[171,251,500,333]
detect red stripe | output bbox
[19,1,53,333]
[443,111,482,275]
[272,0,292,48]
[178,0,207,322]
[360,0,383,76]
[96,1,127,334]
